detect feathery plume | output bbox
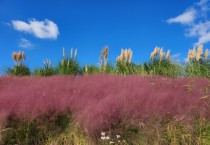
[188,47,196,60]
[165,49,170,60]
[159,48,164,62]
[122,49,128,61]
[103,46,109,59]
[70,48,73,59]
[21,51,25,61]
[150,51,155,60]
[197,45,203,55]
[99,50,103,67]
[12,52,17,62]
[116,56,122,62]
[85,65,88,74]
[74,48,77,60]
[196,45,203,61]
[43,59,46,65]
[62,47,66,58]
[62,59,65,67]
[49,60,52,66]
[17,51,22,63]
[204,49,208,60]
[127,49,132,63]
[153,47,159,57]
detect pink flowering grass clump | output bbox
[0,75,209,136]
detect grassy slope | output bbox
[0,75,209,135]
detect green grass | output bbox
[1,111,91,145]
[6,65,30,76]
[144,59,182,77]
[33,67,55,77]
[1,116,210,145]
[5,52,209,78]
[55,58,82,75]
[116,61,145,75]
[185,60,210,78]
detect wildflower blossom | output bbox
[101,132,105,136]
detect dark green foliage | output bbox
[185,60,210,78]
[83,65,100,74]
[33,67,55,76]
[103,63,115,74]
[55,113,71,132]
[116,61,144,75]
[56,58,82,75]
[6,65,30,76]
[82,63,115,75]
[2,113,72,145]
[144,59,181,77]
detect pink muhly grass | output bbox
[0,75,209,135]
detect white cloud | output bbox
[196,31,210,45]
[18,38,33,49]
[186,22,210,45]
[167,8,197,25]
[186,22,210,37]
[167,0,210,45]
[12,19,59,39]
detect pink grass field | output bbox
[0,75,209,134]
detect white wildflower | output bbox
[101,132,105,136]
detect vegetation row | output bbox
[5,45,210,78]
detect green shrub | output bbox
[185,60,210,78]
[2,112,72,145]
[33,67,55,77]
[144,59,181,77]
[33,59,55,76]
[116,61,145,75]
[103,63,115,74]
[6,65,30,76]
[56,58,82,75]
[83,65,100,74]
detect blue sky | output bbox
[0,0,210,73]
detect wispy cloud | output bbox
[11,19,59,39]
[186,21,210,45]
[167,0,210,46]
[18,38,33,49]
[171,53,181,63]
[167,8,197,25]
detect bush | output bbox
[103,63,115,74]
[144,59,181,77]
[33,67,55,77]
[1,112,90,145]
[33,66,55,77]
[185,60,210,78]
[6,65,30,76]
[56,58,82,75]
[83,65,100,74]
[116,61,144,75]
